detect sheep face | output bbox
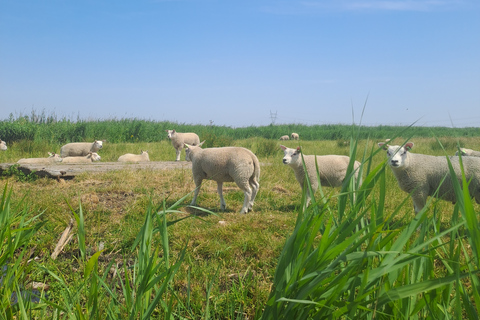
[378,142,414,168]
[89,152,102,161]
[281,145,301,165]
[0,140,7,151]
[48,152,63,162]
[166,130,175,139]
[93,140,103,150]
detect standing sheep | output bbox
[60,140,103,157]
[378,142,480,213]
[17,152,62,164]
[184,142,260,214]
[0,139,6,151]
[281,145,361,206]
[166,129,200,161]
[61,152,101,164]
[455,148,480,157]
[118,150,150,162]
[279,135,290,141]
[291,133,299,140]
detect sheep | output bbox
[61,152,101,164]
[0,139,6,151]
[291,133,299,140]
[17,152,63,164]
[279,135,290,141]
[281,145,361,206]
[118,150,150,162]
[455,148,480,157]
[378,142,480,213]
[166,129,200,161]
[60,140,103,157]
[184,141,260,214]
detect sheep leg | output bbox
[175,148,181,161]
[411,193,426,214]
[190,180,203,206]
[217,182,227,211]
[248,179,260,211]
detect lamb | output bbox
[118,150,150,162]
[281,145,361,206]
[279,135,290,141]
[455,148,480,157]
[17,152,62,164]
[60,140,103,157]
[0,139,6,151]
[61,152,101,164]
[291,133,299,140]
[378,142,480,213]
[166,129,200,161]
[184,142,260,214]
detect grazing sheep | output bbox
[291,133,299,140]
[60,140,103,157]
[166,129,200,161]
[61,152,101,164]
[455,148,480,157]
[17,152,62,164]
[279,135,290,141]
[184,142,260,214]
[281,145,361,206]
[0,139,6,151]
[118,150,150,162]
[378,142,480,213]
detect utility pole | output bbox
[270,110,277,125]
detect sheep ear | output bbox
[296,147,301,153]
[378,142,387,150]
[280,145,286,151]
[405,142,414,151]
[184,143,190,149]
[199,140,206,147]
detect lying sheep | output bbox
[17,152,62,164]
[0,139,6,151]
[184,142,260,214]
[279,135,289,141]
[455,148,480,157]
[291,133,299,140]
[61,152,101,164]
[118,150,150,162]
[281,145,361,206]
[60,140,103,157]
[378,142,480,213]
[166,129,200,161]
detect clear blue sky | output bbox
[1,0,479,128]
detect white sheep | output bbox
[0,139,7,151]
[279,135,290,141]
[60,140,103,157]
[118,150,150,162]
[17,152,63,164]
[184,142,260,214]
[378,142,480,213]
[281,145,361,206]
[455,148,480,157]
[61,152,101,164]
[166,129,200,161]
[291,133,299,140]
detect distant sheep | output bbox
[455,148,480,157]
[279,135,289,141]
[281,145,361,206]
[17,152,62,164]
[291,133,299,140]
[118,150,150,162]
[185,142,260,214]
[61,152,101,164]
[379,142,480,213]
[60,140,103,157]
[0,139,7,151]
[166,129,200,161]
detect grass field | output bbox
[1,134,480,319]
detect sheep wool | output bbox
[166,129,200,161]
[291,133,299,140]
[185,142,260,214]
[60,140,103,157]
[118,150,150,162]
[455,148,480,157]
[281,145,361,206]
[279,135,289,141]
[61,152,101,164]
[379,142,480,213]
[17,152,63,164]
[0,139,7,151]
